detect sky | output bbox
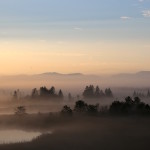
[0,0,150,75]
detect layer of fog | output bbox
[0,72,150,114]
[1,71,150,95]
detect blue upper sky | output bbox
[0,0,150,21]
[0,0,150,41]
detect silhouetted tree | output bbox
[49,86,56,96]
[40,87,49,97]
[100,89,105,97]
[31,88,38,99]
[109,101,124,114]
[95,86,101,98]
[125,96,133,104]
[105,88,113,97]
[58,89,64,99]
[134,97,141,104]
[83,85,95,99]
[87,104,99,113]
[61,105,72,115]
[74,100,88,112]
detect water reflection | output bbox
[0,130,42,144]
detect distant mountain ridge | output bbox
[0,72,84,77]
[113,71,150,78]
[136,71,150,76]
[0,71,150,89]
[1,71,150,78]
[23,71,150,77]
[39,72,84,76]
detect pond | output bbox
[0,130,42,144]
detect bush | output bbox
[61,105,72,115]
[15,106,27,116]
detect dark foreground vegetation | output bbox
[59,96,150,116]
[0,96,150,150]
[0,114,150,150]
[13,96,150,116]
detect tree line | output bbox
[83,85,113,99]
[14,96,150,116]
[13,85,114,101]
[13,86,64,100]
[61,96,150,116]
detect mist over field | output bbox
[0,0,150,149]
[0,72,150,97]
[0,71,150,115]
[1,71,150,94]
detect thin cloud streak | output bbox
[120,16,131,20]
[142,10,150,17]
